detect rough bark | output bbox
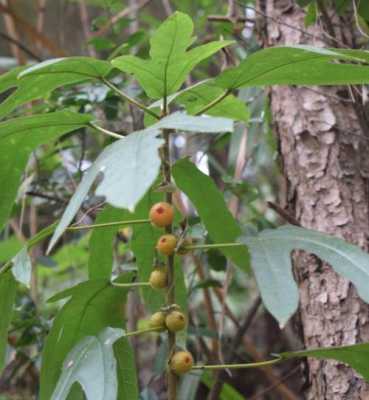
[260,1,369,399]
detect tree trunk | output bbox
[259,1,369,399]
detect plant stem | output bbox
[67,218,151,231]
[0,219,151,277]
[195,89,231,116]
[192,356,282,370]
[102,78,161,120]
[125,327,162,337]
[112,281,151,288]
[184,242,244,251]
[161,104,177,399]
[89,122,125,139]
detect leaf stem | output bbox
[125,327,162,337]
[102,78,161,120]
[183,242,244,251]
[195,89,231,116]
[67,218,151,231]
[192,356,282,370]
[111,281,151,288]
[89,122,125,139]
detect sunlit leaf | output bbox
[0,58,111,118]
[112,12,232,99]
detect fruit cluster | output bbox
[148,202,194,375]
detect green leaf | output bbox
[0,271,16,372]
[0,237,22,262]
[241,225,369,326]
[201,371,244,400]
[0,111,92,231]
[88,206,128,280]
[111,12,232,99]
[215,46,369,90]
[175,80,250,122]
[156,112,233,133]
[51,328,124,400]
[280,342,369,382]
[0,58,112,118]
[115,336,138,400]
[0,66,25,95]
[172,158,249,274]
[11,246,31,286]
[40,276,133,400]
[48,127,164,252]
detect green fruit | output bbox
[165,310,186,332]
[149,312,166,331]
[149,267,168,289]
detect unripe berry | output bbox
[149,267,168,289]
[149,312,166,331]
[165,310,187,332]
[149,202,174,228]
[170,351,194,375]
[156,234,177,256]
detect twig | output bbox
[193,255,219,354]
[207,296,261,400]
[1,0,25,64]
[89,122,126,139]
[0,31,41,61]
[79,0,97,57]
[266,201,301,226]
[102,78,161,120]
[194,356,282,370]
[352,0,369,40]
[195,90,231,116]
[35,0,46,52]
[212,288,299,400]
[249,365,301,400]
[0,3,66,56]
[92,0,153,37]
[25,191,66,204]
[67,218,151,231]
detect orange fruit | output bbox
[170,351,194,375]
[156,234,177,256]
[149,202,174,228]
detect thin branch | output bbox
[352,0,369,40]
[266,201,301,226]
[193,356,282,370]
[67,218,150,231]
[195,90,231,116]
[92,0,153,37]
[102,78,161,120]
[207,296,262,400]
[0,31,41,60]
[89,122,126,139]
[193,255,219,354]
[0,3,66,56]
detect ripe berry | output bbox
[149,267,168,289]
[156,234,177,256]
[170,351,194,375]
[149,312,166,331]
[149,202,174,228]
[165,310,187,332]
